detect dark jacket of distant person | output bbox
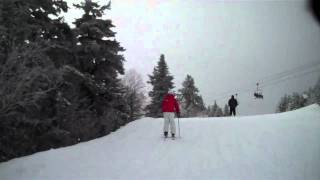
[228,95,238,108]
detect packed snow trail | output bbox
[0,105,320,180]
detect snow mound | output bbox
[0,104,320,180]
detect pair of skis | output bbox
[163,136,176,140]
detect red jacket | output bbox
[162,94,180,113]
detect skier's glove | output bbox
[177,112,181,118]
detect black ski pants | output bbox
[230,107,236,116]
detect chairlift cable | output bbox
[208,63,320,102]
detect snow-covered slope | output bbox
[1,105,320,180]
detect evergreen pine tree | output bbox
[289,93,306,110]
[145,54,174,117]
[196,95,206,111]
[208,101,218,117]
[73,0,126,116]
[206,106,211,117]
[0,0,72,162]
[0,0,130,162]
[178,75,206,117]
[0,0,69,65]
[216,107,223,117]
[312,76,320,104]
[223,104,229,116]
[276,76,320,113]
[276,94,291,112]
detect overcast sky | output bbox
[64,0,320,115]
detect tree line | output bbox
[0,0,147,162]
[145,54,230,118]
[276,78,320,113]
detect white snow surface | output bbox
[1,105,320,180]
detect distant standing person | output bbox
[162,90,180,138]
[228,95,238,116]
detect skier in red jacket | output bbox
[162,90,180,138]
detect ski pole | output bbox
[178,117,180,138]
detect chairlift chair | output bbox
[254,83,264,99]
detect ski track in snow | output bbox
[0,105,320,180]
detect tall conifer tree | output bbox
[178,75,205,117]
[223,104,229,116]
[145,54,174,117]
[73,0,126,116]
